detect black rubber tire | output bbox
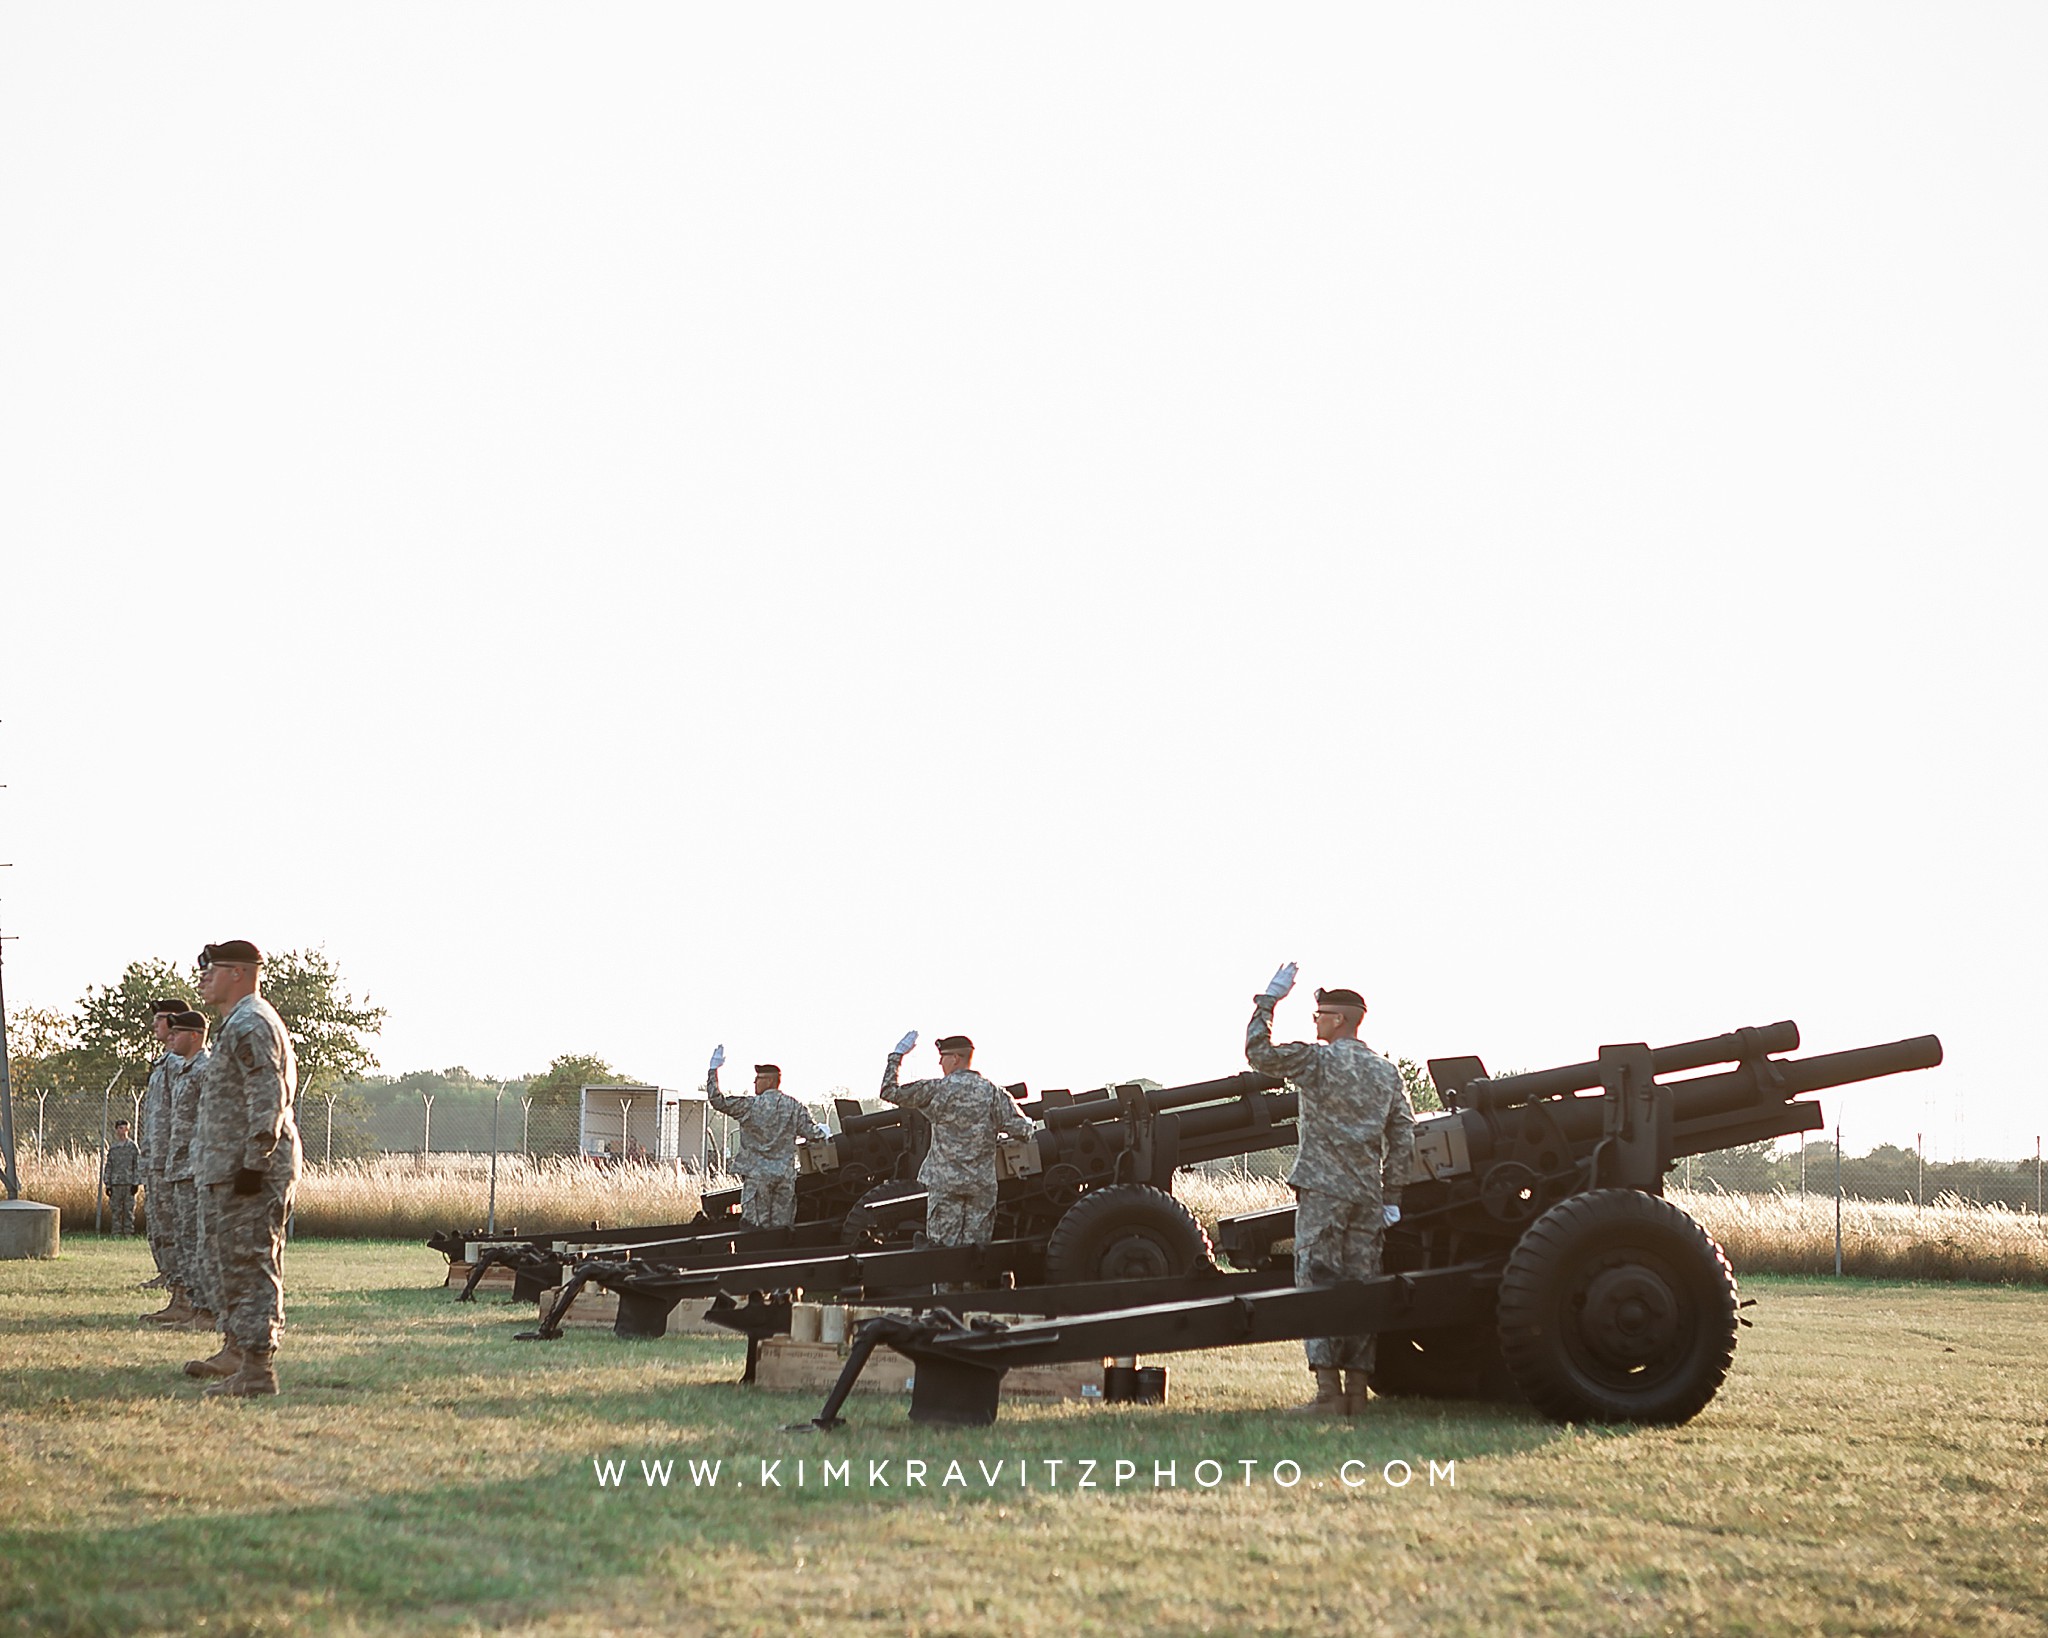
[1369,1324,1524,1403]
[1043,1185,1213,1283]
[840,1181,928,1246]
[1496,1188,1738,1426]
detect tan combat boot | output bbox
[1343,1370,1373,1415]
[185,1335,243,1379]
[205,1346,278,1398]
[145,1288,193,1325]
[176,1307,218,1333]
[1286,1367,1347,1416]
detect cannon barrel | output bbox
[1471,1021,1801,1108]
[837,1105,912,1137]
[1040,1071,1285,1131]
[1665,1034,1944,1124]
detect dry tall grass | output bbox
[1674,1186,2048,1285]
[20,1147,2047,1282]
[18,1149,737,1240]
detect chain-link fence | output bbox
[16,1084,2048,1238]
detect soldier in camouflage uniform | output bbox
[101,1120,141,1235]
[1247,963,1416,1416]
[879,1031,1034,1248]
[161,1011,216,1335]
[138,998,189,1313]
[704,1047,829,1228]
[189,941,301,1397]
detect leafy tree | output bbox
[260,948,386,1098]
[1395,1056,1444,1114]
[73,959,199,1094]
[522,1054,640,1108]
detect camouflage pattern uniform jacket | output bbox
[705,1073,828,1180]
[879,1059,1035,1196]
[1246,995,1415,1207]
[140,1052,176,1174]
[101,1135,142,1188]
[194,993,302,1186]
[165,1049,211,1185]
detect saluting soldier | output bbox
[101,1120,141,1235]
[1247,963,1416,1417]
[189,940,301,1398]
[879,1031,1033,1248]
[704,1047,829,1228]
[161,1010,217,1341]
[139,997,191,1312]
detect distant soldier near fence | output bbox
[704,1046,829,1229]
[139,997,191,1310]
[879,1031,1034,1249]
[189,941,301,1398]
[101,1119,141,1235]
[1246,962,1416,1417]
[162,1010,216,1338]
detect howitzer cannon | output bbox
[805,1020,1941,1429]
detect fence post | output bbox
[421,1091,434,1158]
[2037,1136,2042,1221]
[1915,1131,1923,1210]
[1833,1125,1843,1277]
[97,1086,110,1235]
[521,1096,532,1157]
[487,1089,503,1235]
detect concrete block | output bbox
[0,1200,61,1259]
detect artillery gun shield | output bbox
[1495,1189,1738,1425]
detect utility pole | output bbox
[0,852,20,1200]
[0,906,19,1202]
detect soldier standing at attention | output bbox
[879,1031,1034,1248]
[102,1120,142,1235]
[703,1047,829,1228]
[161,1010,217,1342]
[190,941,301,1398]
[1246,962,1416,1417]
[140,997,191,1313]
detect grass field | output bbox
[2,1240,2044,1637]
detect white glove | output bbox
[892,1030,918,1056]
[1263,962,1298,1000]
[709,1045,725,1071]
[1383,1203,1402,1227]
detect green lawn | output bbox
[1,1240,2043,1636]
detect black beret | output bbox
[168,1010,208,1033]
[198,939,263,968]
[935,1035,974,1054]
[753,1064,781,1076]
[150,997,187,1016]
[1315,987,1367,1011]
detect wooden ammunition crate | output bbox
[536,1290,734,1337]
[753,1338,1105,1403]
[444,1260,518,1293]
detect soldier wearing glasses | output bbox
[1247,962,1416,1416]
[187,940,301,1397]
[878,1030,1034,1248]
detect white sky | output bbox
[3,6,2042,1160]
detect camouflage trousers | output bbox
[169,1179,212,1313]
[739,1176,797,1229]
[202,1171,296,1352]
[925,1187,996,1249]
[1294,1188,1386,1372]
[105,1186,138,1236]
[145,1168,175,1278]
